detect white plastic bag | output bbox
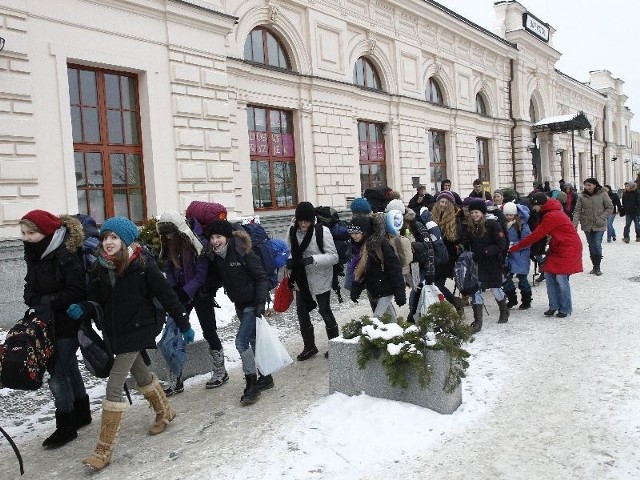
[415,283,444,318]
[255,316,293,376]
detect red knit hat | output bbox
[21,210,62,236]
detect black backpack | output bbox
[454,251,479,296]
[77,317,113,379]
[0,311,54,390]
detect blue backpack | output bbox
[269,238,290,269]
[239,222,280,290]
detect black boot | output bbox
[73,394,92,429]
[42,410,78,448]
[592,256,602,276]
[505,290,518,309]
[256,373,274,391]
[519,292,532,310]
[497,298,509,323]
[297,327,318,361]
[241,374,261,404]
[470,304,483,333]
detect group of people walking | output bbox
[10,173,632,470]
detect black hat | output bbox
[467,199,487,214]
[530,192,549,206]
[295,201,316,223]
[583,177,600,187]
[207,220,233,239]
[347,216,373,237]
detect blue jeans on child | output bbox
[546,273,572,315]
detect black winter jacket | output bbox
[622,186,640,217]
[88,252,188,355]
[208,231,269,313]
[464,217,507,288]
[23,215,86,339]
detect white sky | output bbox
[436,0,640,130]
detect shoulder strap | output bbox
[315,224,324,253]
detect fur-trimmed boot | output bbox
[497,298,510,323]
[206,349,229,389]
[138,373,176,435]
[470,304,483,333]
[82,400,126,471]
[505,290,518,309]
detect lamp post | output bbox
[571,129,576,186]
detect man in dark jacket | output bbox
[440,179,463,206]
[604,184,622,242]
[407,185,434,215]
[468,178,492,201]
[621,180,640,243]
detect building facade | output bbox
[0,0,635,239]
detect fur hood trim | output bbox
[59,214,84,253]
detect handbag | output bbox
[158,317,187,376]
[78,321,113,379]
[273,274,294,313]
[255,316,293,376]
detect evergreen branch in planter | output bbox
[341,301,472,392]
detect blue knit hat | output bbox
[350,197,372,214]
[100,216,139,246]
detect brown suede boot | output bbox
[138,373,176,435]
[82,400,126,471]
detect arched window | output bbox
[353,57,382,90]
[426,78,444,105]
[475,93,487,116]
[529,99,537,123]
[243,27,291,70]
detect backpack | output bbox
[77,318,113,378]
[363,186,393,213]
[0,312,54,390]
[73,214,100,282]
[314,206,351,265]
[454,251,479,296]
[238,221,279,290]
[185,201,227,228]
[269,238,290,269]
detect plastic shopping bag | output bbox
[415,283,445,318]
[255,316,293,376]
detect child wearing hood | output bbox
[156,211,228,394]
[19,210,90,448]
[348,214,406,321]
[502,202,533,310]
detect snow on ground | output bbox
[1,217,640,479]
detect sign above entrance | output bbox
[522,13,550,43]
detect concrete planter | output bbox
[328,337,462,414]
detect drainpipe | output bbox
[508,59,517,188]
[602,107,607,185]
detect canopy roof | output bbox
[532,112,591,133]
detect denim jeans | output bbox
[236,306,257,374]
[546,273,572,314]
[583,230,604,258]
[190,291,222,351]
[472,287,505,305]
[623,214,640,239]
[606,214,617,241]
[48,337,87,413]
[371,295,397,322]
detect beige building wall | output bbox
[0,0,634,238]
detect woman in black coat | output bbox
[20,210,89,449]
[206,220,270,403]
[67,217,192,471]
[348,214,406,321]
[464,200,509,333]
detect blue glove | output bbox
[181,327,195,344]
[67,303,85,320]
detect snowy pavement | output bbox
[1,219,640,479]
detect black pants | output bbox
[189,291,222,351]
[295,290,338,346]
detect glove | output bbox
[255,302,265,318]
[173,286,190,305]
[395,295,406,307]
[301,256,314,266]
[181,327,195,344]
[66,303,85,320]
[285,258,294,270]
